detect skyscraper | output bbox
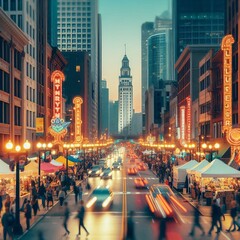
[100,80,109,135]
[173,0,226,60]
[49,0,100,138]
[118,54,133,136]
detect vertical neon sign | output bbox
[180,106,186,142]
[186,97,191,142]
[73,97,83,143]
[51,70,65,119]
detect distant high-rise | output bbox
[109,101,118,136]
[49,0,100,138]
[173,0,226,60]
[118,54,133,136]
[141,22,154,114]
[100,80,109,135]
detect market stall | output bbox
[195,159,240,207]
[55,156,75,166]
[173,160,198,189]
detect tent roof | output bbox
[187,159,209,174]
[50,159,63,167]
[23,161,41,175]
[41,162,62,173]
[196,158,240,178]
[176,160,198,170]
[0,159,13,174]
[55,156,74,166]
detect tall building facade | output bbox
[49,0,100,138]
[173,0,226,61]
[118,55,133,136]
[100,80,109,135]
[0,8,29,152]
[109,101,118,136]
[1,0,38,142]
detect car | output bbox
[98,159,107,168]
[112,161,121,170]
[145,184,187,219]
[88,165,102,177]
[117,157,122,165]
[86,186,114,210]
[137,162,147,171]
[134,177,148,188]
[100,167,113,179]
[127,167,138,175]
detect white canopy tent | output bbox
[173,160,198,189]
[0,159,14,175]
[195,159,240,178]
[187,159,209,175]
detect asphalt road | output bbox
[19,147,239,240]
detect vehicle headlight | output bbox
[86,197,97,208]
[96,170,100,174]
[102,196,112,208]
[117,166,120,168]
[100,172,104,176]
[88,170,92,174]
[108,172,112,176]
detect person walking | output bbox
[189,204,205,237]
[63,202,70,236]
[58,188,66,206]
[1,207,14,240]
[76,200,89,236]
[73,183,79,204]
[25,200,32,230]
[208,199,221,235]
[0,191,3,218]
[31,195,40,216]
[226,200,239,232]
[78,184,83,201]
[46,187,54,209]
[38,182,46,209]
[126,211,135,240]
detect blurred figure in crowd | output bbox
[208,199,221,235]
[63,201,70,236]
[189,204,205,237]
[126,210,135,240]
[158,218,166,240]
[226,200,239,232]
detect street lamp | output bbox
[184,143,196,160]
[202,143,220,162]
[36,142,53,187]
[6,140,31,235]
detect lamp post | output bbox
[184,143,196,160]
[63,143,74,178]
[202,143,220,162]
[6,140,31,235]
[36,142,53,187]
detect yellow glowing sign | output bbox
[180,106,185,142]
[51,70,65,119]
[73,96,83,143]
[186,97,191,142]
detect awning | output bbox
[216,142,231,159]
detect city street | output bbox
[19,147,238,240]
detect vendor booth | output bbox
[173,160,198,189]
[195,159,240,208]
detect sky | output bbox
[99,0,169,113]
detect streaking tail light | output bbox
[170,196,187,212]
[157,194,173,216]
[102,196,112,208]
[146,195,155,213]
[86,197,97,208]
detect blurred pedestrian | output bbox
[58,188,66,206]
[208,199,221,235]
[79,184,83,201]
[63,202,70,236]
[31,195,40,216]
[4,194,11,209]
[38,182,46,209]
[168,175,172,189]
[126,211,135,240]
[46,187,54,209]
[158,218,166,240]
[0,191,3,218]
[76,200,89,236]
[24,200,32,230]
[1,207,14,240]
[74,183,79,204]
[189,204,205,237]
[226,200,238,232]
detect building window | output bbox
[3,0,8,11]
[10,0,16,10]
[0,101,10,124]
[76,66,80,72]
[14,106,21,126]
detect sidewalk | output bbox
[0,180,82,240]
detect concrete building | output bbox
[49,0,101,138]
[132,112,142,137]
[100,80,109,135]
[175,45,219,146]
[1,0,38,142]
[118,54,133,136]
[173,0,226,61]
[0,8,29,152]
